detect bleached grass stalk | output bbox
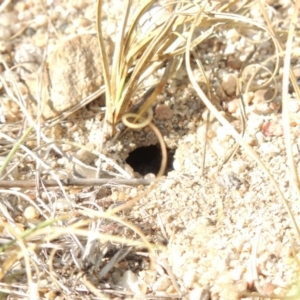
[96,0,112,135]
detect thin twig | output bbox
[0,178,154,188]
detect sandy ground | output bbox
[0,0,300,299]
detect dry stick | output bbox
[185,5,300,241]
[0,178,153,188]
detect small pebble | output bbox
[202,108,215,122]
[263,282,276,296]
[144,173,156,179]
[227,98,239,113]
[189,287,210,300]
[224,43,236,55]
[216,126,231,142]
[32,32,48,47]
[34,14,48,27]
[183,269,197,288]
[259,142,280,155]
[118,270,140,293]
[44,290,58,300]
[288,99,300,113]
[0,25,12,40]
[262,121,283,136]
[235,280,248,292]
[155,104,174,120]
[0,12,18,26]
[221,74,237,96]
[75,18,92,28]
[152,274,172,292]
[231,160,247,174]
[253,89,273,104]
[293,66,300,78]
[252,102,274,115]
[226,28,240,42]
[230,268,243,281]
[23,206,40,219]
[227,57,242,70]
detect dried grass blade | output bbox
[96,0,113,134]
[133,57,177,120]
[114,15,178,122]
[112,0,132,105]
[123,0,156,51]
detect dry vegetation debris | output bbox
[0,0,300,299]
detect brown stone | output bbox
[27,34,113,120]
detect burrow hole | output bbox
[125,144,175,176]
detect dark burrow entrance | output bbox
[125,144,175,176]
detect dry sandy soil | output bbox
[0,0,300,299]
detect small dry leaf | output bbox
[27,34,113,120]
